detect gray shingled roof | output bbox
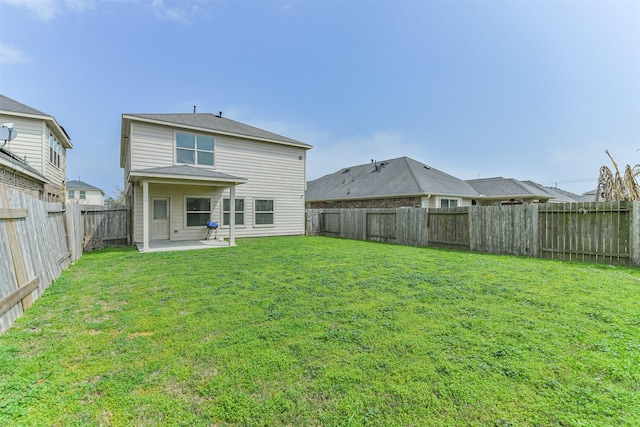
[306,157,480,201]
[126,113,311,148]
[465,177,552,199]
[0,94,72,145]
[66,179,103,192]
[131,165,246,182]
[0,148,47,182]
[0,94,49,116]
[521,181,588,203]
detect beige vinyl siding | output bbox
[216,135,307,238]
[67,189,103,205]
[127,120,310,241]
[130,122,174,170]
[0,115,45,175]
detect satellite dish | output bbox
[0,124,17,142]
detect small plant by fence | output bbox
[306,202,640,267]
[0,187,83,332]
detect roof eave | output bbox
[1,110,73,149]
[128,170,248,185]
[122,114,312,149]
[306,192,478,202]
[479,194,551,200]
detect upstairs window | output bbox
[80,191,86,200]
[176,132,214,166]
[68,190,75,199]
[49,133,61,168]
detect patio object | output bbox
[205,221,219,240]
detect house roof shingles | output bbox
[522,181,596,203]
[306,156,480,201]
[0,148,48,182]
[0,94,49,116]
[465,177,552,199]
[0,94,72,147]
[125,113,311,148]
[66,180,104,192]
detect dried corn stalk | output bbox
[596,150,640,201]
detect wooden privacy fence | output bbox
[0,187,83,333]
[306,202,640,267]
[82,207,131,250]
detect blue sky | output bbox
[1,0,638,198]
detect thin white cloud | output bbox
[0,43,33,64]
[0,0,60,20]
[151,0,195,25]
[1,0,211,24]
[0,0,99,20]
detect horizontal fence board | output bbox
[0,208,28,219]
[0,277,40,318]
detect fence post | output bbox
[632,201,640,268]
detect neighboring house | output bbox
[306,157,480,209]
[522,181,595,203]
[0,145,48,199]
[0,94,73,201]
[66,179,105,205]
[306,157,593,208]
[465,177,553,205]
[120,112,312,251]
[578,189,598,202]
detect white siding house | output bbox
[120,113,312,251]
[66,179,105,205]
[0,95,72,201]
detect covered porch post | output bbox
[142,180,149,252]
[229,184,236,246]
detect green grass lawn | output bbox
[1,236,639,426]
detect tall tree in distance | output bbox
[596,150,640,201]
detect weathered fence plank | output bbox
[307,202,636,267]
[0,277,40,318]
[538,202,631,265]
[428,207,470,250]
[366,210,396,243]
[0,188,84,333]
[82,207,130,250]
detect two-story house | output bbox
[0,95,73,201]
[120,112,312,252]
[66,179,105,206]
